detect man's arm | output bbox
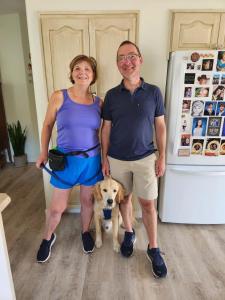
[101,120,112,176]
[154,115,166,177]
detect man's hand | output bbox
[155,156,165,177]
[102,157,110,176]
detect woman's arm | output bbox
[36,91,63,168]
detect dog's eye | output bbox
[113,189,117,193]
[103,189,107,192]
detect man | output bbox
[217,103,225,116]
[101,40,167,278]
[204,103,215,116]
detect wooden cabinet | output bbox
[41,13,138,99]
[40,12,138,209]
[0,82,12,167]
[170,12,225,51]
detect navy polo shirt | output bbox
[102,79,165,161]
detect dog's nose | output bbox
[107,199,113,205]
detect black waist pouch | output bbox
[48,149,66,171]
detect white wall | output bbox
[0,13,39,162]
[25,0,225,204]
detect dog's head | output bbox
[93,177,125,209]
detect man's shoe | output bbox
[146,246,167,278]
[82,231,95,254]
[36,233,56,263]
[120,229,136,257]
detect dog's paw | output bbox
[95,239,102,248]
[113,242,120,253]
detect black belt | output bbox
[64,143,100,158]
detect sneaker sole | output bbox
[146,253,167,279]
[82,246,95,254]
[37,233,56,263]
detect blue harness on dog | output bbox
[103,209,112,220]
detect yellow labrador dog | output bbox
[93,177,125,252]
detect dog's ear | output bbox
[115,183,125,203]
[93,182,102,201]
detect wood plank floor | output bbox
[1,164,225,300]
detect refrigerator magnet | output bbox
[190,52,200,62]
[205,138,220,156]
[216,51,225,72]
[191,139,204,155]
[207,117,222,136]
[197,74,210,85]
[202,59,214,71]
[191,100,204,117]
[220,140,225,155]
[181,134,191,146]
[178,149,190,157]
[213,73,220,85]
[184,73,195,84]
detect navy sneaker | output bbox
[120,229,136,257]
[36,233,56,263]
[81,231,95,254]
[146,246,167,278]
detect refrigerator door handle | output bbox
[170,168,225,176]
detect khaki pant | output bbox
[108,153,158,200]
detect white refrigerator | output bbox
[159,50,225,224]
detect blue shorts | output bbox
[50,152,103,189]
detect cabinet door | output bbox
[171,13,221,51]
[218,13,225,49]
[41,15,89,99]
[89,14,137,98]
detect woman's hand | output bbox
[36,152,48,169]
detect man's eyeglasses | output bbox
[117,53,140,63]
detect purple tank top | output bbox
[56,89,101,157]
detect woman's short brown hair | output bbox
[69,55,97,85]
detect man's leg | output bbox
[138,198,157,248]
[107,157,135,257]
[119,193,133,232]
[133,154,167,277]
[138,197,167,278]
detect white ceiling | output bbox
[0,0,25,15]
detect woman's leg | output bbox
[43,187,71,240]
[80,185,94,233]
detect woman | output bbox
[212,85,225,101]
[193,119,203,136]
[191,100,204,117]
[36,55,103,263]
[217,51,225,71]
